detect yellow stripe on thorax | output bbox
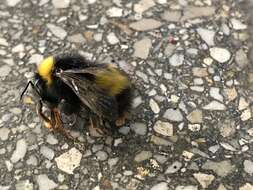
[95,65,130,96]
[37,56,54,85]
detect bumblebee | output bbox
[21,53,133,138]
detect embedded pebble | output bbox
[10,139,27,163]
[55,148,82,174]
[169,54,184,66]
[134,0,155,13]
[36,174,58,190]
[88,0,96,4]
[0,148,6,154]
[153,120,173,137]
[106,32,119,45]
[114,138,123,146]
[40,146,55,160]
[175,186,198,190]
[241,109,251,121]
[182,150,194,161]
[224,87,238,102]
[238,97,249,110]
[220,142,236,151]
[6,0,22,6]
[5,160,13,171]
[123,170,133,176]
[96,151,108,161]
[230,18,247,30]
[149,99,160,114]
[0,127,10,141]
[151,182,168,190]
[15,180,33,190]
[157,0,167,4]
[130,19,162,31]
[163,109,183,122]
[193,172,215,188]
[161,11,181,22]
[0,65,11,77]
[164,44,176,56]
[130,122,147,135]
[12,44,24,53]
[165,161,182,174]
[150,135,171,146]
[192,67,208,77]
[52,0,70,8]
[67,34,86,43]
[94,33,103,42]
[0,38,8,46]
[108,157,119,168]
[210,87,223,102]
[235,49,249,69]
[240,183,253,190]
[134,151,152,162]
[26,155,38,166]
[133,38,152,59]
[203,101,226,110]
[10,108,21,115]
[29,54,43,64]
[188,124,201,132]
[208,145,220,154]
[181,6,216,21]
[0,186,10,190]
[118,126,130,135]
[190,86,204,92]
[133,96,142,108]
[106,7,123,17]
[47,24,67,39]
[154,154,168,164]
[46,134,58,145]
[219,121,236,137]
[202,160,234,177]
[243,160,253,175]
[136,71,148,81]
[186,109,203,123]
[203,57,213,65]
[210,47,231,63]
[197,28,215,46]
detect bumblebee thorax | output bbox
[37,56,54,85]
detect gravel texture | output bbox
[0,0,253,189]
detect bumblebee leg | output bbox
[36,100,53,131]
[89,116,108,136]
[115,112,129,127]
[51,108,74,140]
[69,114,77,126]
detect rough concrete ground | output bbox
[0,0,253,189]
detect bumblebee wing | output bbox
[59,65,108,75]
[57,70,118,120]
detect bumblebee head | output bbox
[37,56,54,85]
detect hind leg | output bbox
[115,87,133,127]
[51,108,74,140]
[115,112,129,127]
[89,115,109,135]
[36,100,53,130]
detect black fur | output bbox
[116,87,133,118]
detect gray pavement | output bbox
[0,0,253,189]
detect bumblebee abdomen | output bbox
[95,66,131,96]
[116,86,133,117]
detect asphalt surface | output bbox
[0,0,253,189]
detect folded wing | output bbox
[56,68,118,120]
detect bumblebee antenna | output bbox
[20,81,40,101]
